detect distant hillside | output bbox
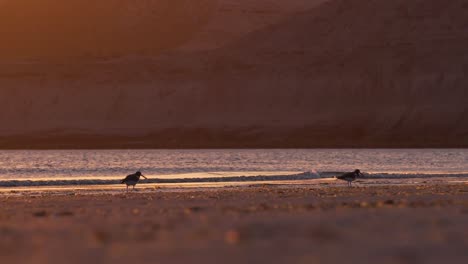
[0,0,467,148]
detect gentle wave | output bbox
[363,173,468,179]
[1,172,468,187]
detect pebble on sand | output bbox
[225,229,241,245]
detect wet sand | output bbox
[1,182,468,264]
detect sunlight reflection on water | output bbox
[0,149,467,180]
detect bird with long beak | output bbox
[336,169,363,187]
[121,171,147,191]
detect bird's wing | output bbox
[337,172,352,179]
[122,174,135,182]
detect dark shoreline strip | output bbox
[1,173,468,188]
[0,173,318,187]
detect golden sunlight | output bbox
[0,0,217,59]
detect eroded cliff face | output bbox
[0,0,467,148]
[195,0,468,146]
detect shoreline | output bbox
[1,176,467,195]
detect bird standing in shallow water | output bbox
[336,169,363,187]
[121,171,147,191]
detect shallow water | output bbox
[0,149,467,187]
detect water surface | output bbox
[0,149,467,187]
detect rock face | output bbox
[0,0,467,148]
[195,0,468,147]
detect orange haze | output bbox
[0,0,218,59]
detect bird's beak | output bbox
[142,175,147,179]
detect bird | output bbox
[121,171,147,191]
[336,169,363,187]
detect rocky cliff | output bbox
[0,0,467,148]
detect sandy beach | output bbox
[1,181,467,264]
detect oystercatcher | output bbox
[121,171,147,191]
[336,169,363,187]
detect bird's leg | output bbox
[126,185,128,192]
